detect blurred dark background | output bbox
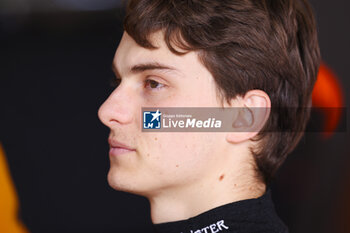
[0,0,349,233]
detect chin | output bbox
[107,170,121,190]
[107,168,131,192]
[107,168,152,196]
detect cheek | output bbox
[144,133,218,177]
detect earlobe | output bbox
[226,90,271,144]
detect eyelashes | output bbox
[109,77,166,91]
[144,79,165,90]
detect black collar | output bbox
[153,189,288,233]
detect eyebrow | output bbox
[112,62,182,78]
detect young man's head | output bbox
[98,0,320,221]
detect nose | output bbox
[98,85,135,128]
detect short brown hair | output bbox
[123,0,321,184]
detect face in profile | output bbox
[98,31,232,198]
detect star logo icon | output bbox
[151,110,162,122]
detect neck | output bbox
[148,162,266,224]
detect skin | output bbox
[98,31,269,224]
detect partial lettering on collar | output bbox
[181,220,229,233]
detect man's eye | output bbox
[144,79,164,90]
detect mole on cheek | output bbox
[176,164,179,168]
[219,174,225,181]
[154,137,158,141]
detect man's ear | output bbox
[226,90,271,144]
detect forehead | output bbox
[113,31,207,78]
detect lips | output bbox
[108,138,136,156]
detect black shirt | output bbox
[153,190,288,233]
